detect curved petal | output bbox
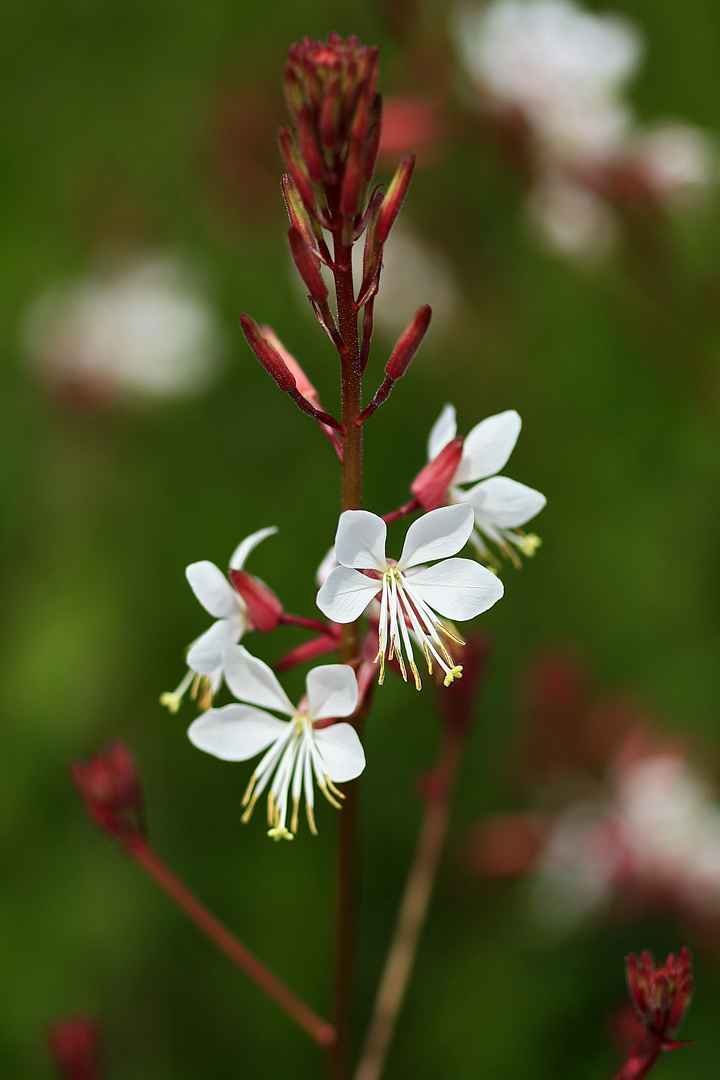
[464,476,547,528]
[188,704,287,761]
[223,645,295,715]
[316,567,380,623]
[229,526,278,570]
[314,723,366,782]
[454,410,521,485]
[334,510,387,569]
[408,558,504,619]
[187,617,243,675]
[427,403,457,460]
[306,664,358,721]
[186,561,238,618]
[399,504,474,569]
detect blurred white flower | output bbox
[527,174,617,259]
[532,747,720,928]
[626,122,717,205]
[455,0,641,158]
[22,255,223,404]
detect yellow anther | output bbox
[377,652,386,685]
[436,620,465,646]
[422,640,433,676]
[306,804,318,835]
[241,772,258,807]
[325,776,345,800]
[159,692,181,714]
[267,790,276,826]
[318,781,342,810]
[241,792,259,824]
[410,659,422,691]
[290,795,300,834]
[396,649,407,682]
[443,665,463,687]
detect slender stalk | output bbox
[125,838,336,1048]
[328,232,364,1080]
[352,728,464,1080]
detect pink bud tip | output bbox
[411,435,464,511]
[47,1017,102,1080]
[240,315,297,392]
[374,153,415,245]
[71,741,145,844]
[385,304,432,380]
[228,569,283,634]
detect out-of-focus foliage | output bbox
[1,0,719,1077]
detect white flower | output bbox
[161,527,277,712]
[455,0,642,159]
[417,404,546,565]
[527,174,617,260]
[627,122,717,206]
[316,504,503,688]
[187,647,365,840]
[21,255,223,404]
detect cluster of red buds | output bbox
[615,949,694,1079]
[70,740,145,846]
[46,1017,102,1080]
[242,32,424,434]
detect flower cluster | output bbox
[454,0,716,259]
[615,949,693,1079]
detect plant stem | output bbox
[126,838,336,1048]
[352,727,465,1080]
[329,233,363,1080]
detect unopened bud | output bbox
[296,106,325,184]
[261,326,319,404]
[288,227,328,303]
[71,741,145,844]
[281,174,316,250]
[278,126,316,212]
[47,1016,102,1080]
[385,305,432,380]
[240,315,297,392]
[228,570,283,633]
[375,154,415,244]
[411,435,464,511]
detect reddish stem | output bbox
[125,838,336,1048]
[381,498,420,525]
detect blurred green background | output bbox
[2,0,720,1076]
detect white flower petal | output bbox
[409,558,504,619]
[314,722,366,782]
[188,704,287,761]
[306,664,358,721]
[229,526,278,570]
[427,403,457,460]
[186,561,239,618]
[316,567,380,622]
[186,617,243,675]
[399,504,474,569]
[465,475,547,527]
[334,510,387,569]
[223,645,295,715]
[454,410,522,484]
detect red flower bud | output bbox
[240,315,297,392]
[47,1017,102,1080]
[385,305,432,380]
[228,570,283,633]
[375,154,415,244]
[411,435,464,511]
[288,226,328,303]
[71,741,145,844]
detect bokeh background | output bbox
[2,0,720,1076]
